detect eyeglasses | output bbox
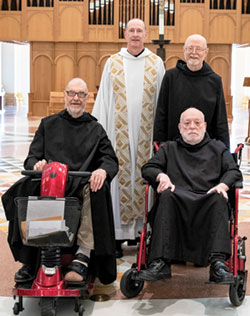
[185,46,207,53]
[182,120,203,128]
[66,90,88,98]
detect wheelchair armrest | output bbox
[234,181,243,189]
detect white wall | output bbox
[231,45,250,108]
[0,42,2,89]
[0,41,30,107]
[2,42,15,92]
[14,43,30,106]
[0,43,2,111]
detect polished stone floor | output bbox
[0,104,250,315]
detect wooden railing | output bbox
[149,0,175,25]
[242,0,250,12]
[1,0,249,33]
[89,0,114,24]
[1,0,249,43]
[3,0,250,12]
[210,0,236,9]
[2,0,250,14]
[1,0,54,9]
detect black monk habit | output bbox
[2,109,119,285]
[141,134,242,266]
[153,60,230,150]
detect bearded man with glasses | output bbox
[140,108,242,282]
[153,34,230,151]
[2,78,119,286]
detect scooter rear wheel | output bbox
[40,297,56,316]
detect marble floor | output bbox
[0,104,250,315]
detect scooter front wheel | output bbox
[40,297,56,316]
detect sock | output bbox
[74,247,91,267]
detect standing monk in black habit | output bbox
[140,107,242,283]
[153,34,230,150]
[2,78,119,286]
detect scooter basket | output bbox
[15,196,81,248]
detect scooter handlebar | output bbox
[68,171,91,177]
[21,170,91,177]
[21,170,42,176]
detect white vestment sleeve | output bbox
[92,59,116,150]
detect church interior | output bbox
[1,0,250,314]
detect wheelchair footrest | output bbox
[205,279,235,285]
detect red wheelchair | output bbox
[120,143,248,306]
[12,162,91,316]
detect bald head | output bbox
[178,107,207,145]
[179,107,205,123]
[65,78,88,92]
[184,34,207,49]
[125,18,147,55]
[126,18,146,31]
[64,77,89,118]
[183,34,208,71]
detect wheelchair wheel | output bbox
[40,297,56,316]
[229,272,246,306]
[120,268,144,298]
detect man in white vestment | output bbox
[92,18,165,257]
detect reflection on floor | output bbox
[0,104,250,315]
[0,296,250,316]
[0,157,23,173]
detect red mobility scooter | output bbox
[12,161,91,316]
[120,143,248,307]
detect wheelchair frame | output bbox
[120,143,248,306]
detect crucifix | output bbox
[152,0,170,62]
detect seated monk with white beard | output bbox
[139,107,242,283]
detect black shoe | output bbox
[171,259,186,265]
[116,249,123,259]
[209,261,234,284]
[194,263,206,267]
[115,240,123,258]
[14,264,34,283]
[127,239,137,246]
[139,258,171,281]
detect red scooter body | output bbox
[13,162,90,316]
[40,162,68,197]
